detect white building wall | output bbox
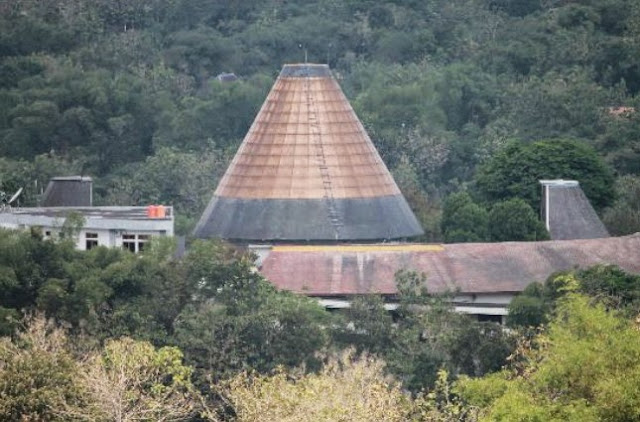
[318,291,516,321]
[73,228,113,250]
[0,207,174,253]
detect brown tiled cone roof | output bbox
[259,234,640,295]
[215,63,399,200]
[193,64,423,241]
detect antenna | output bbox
[0,187,21,212]
[298,43,307,64]
[8,187,23,205]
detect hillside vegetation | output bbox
[0,229,639,420]
[1,0,639,237]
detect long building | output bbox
[258,234,640,322]
[193,63,640,319]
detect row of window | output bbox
[87,233,151,252]
[42,230,150,253]
[121,233,150,253]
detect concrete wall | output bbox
[0,207,174,253]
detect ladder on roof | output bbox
[306,77,342,240]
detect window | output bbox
[122,234,136,252]
[476,314,504,324]
[137,234,150,252]
[122,233,151,253]
[85,232,99,250]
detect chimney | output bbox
[41,176,93,207]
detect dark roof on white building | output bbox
[41,176,93,207]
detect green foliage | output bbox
[60,210,86,241]
[603,175,640,235]
[412,370,481,422]
[0,229,335,384]
[476,139,615,210]
[173,277,331,382]
[0,316,83,421]
[441,193,548,243]
[462,293,640,422]
[2,228,640,419]
[98,147,224,225]
[506,295,548,328]
[488,198,549,242]
[0,0,638,230]
[441,192,489,243]
[577,265,640,314]
[332,295,394,356]
[71,337,202,421]
[1,2,640,417]
[333,271,514,392]
[392,159,443,242]
[507,266,640,328]
[0,315,206,421]
[220,350,413,422]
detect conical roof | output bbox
[540,180,609,240]
[194,64,423,241]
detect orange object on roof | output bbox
[156,205,166,218]
[146,205,157,218]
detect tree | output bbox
[441,191,489,243]
[98,148,224,233]
[219,350,412,422]
[577,264,640,315]
[506,293,548,328]
[0,316,83,421]
[331,295,394,356]
[507,266,640,329]
[488,198,549,241]
[476,139,615,210]
[65,337,203,422]
[173,282,331,383]
[0,314,207,422]
[603,175,640,235]
[174,249,331,382]
[460,291,640,422]
[60,211,86,242]
[378,271,513,392]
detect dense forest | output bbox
[2,229,640,421]
[3,227,640,420]
[2,0,640,420]
[1,0,639,237]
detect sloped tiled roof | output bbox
[259,235,640,295]
[215,64,398,200]
[542,181,609,240]
[41,176,92,207]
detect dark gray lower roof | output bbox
[547,185,609,240]
[42,178,92,207]
[193,195,424,241]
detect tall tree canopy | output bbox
[475,139,615,210]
